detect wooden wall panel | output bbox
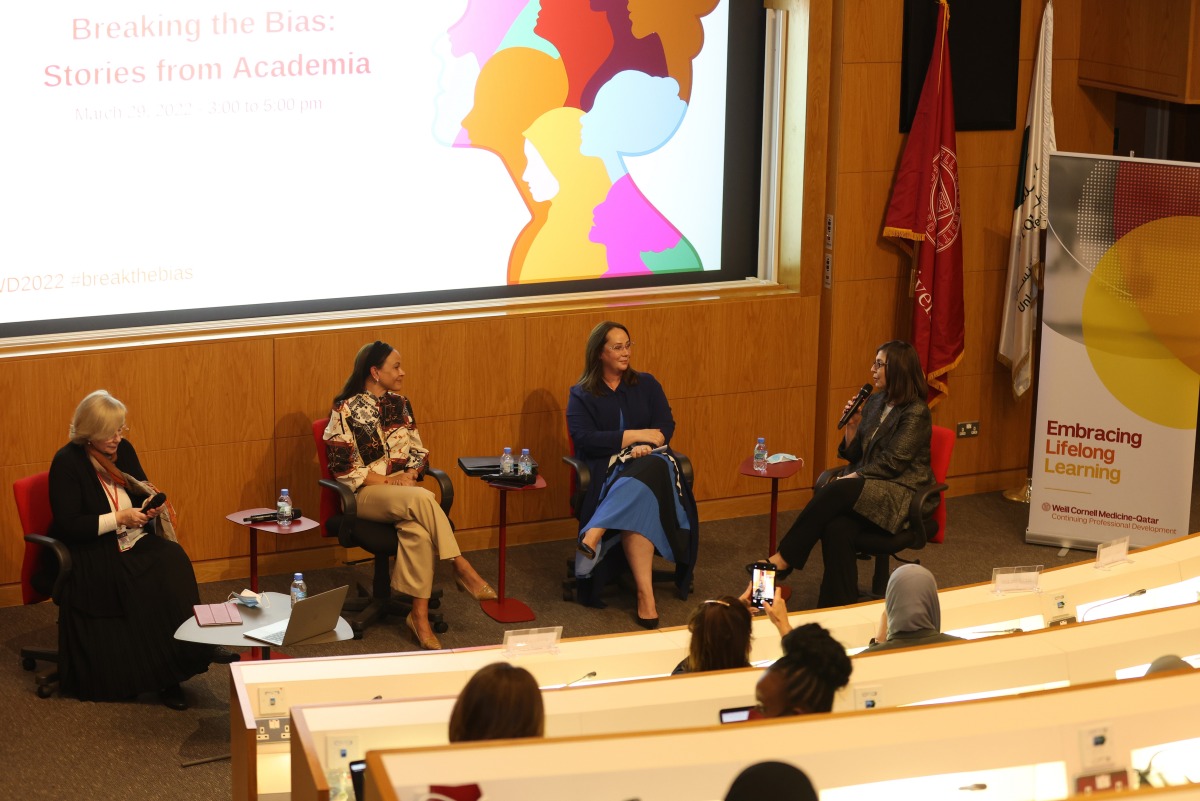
[837,62,904,175]
[144,441,278,562]
[831,171,909,283]
[958,165,1021,276]
[842,0,902,63]
[827,276,910,390]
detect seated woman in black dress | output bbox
[568,321,699,627]
[765,340,937,607]
[47,390,231,710]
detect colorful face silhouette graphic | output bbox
[581,0,670,111]
[627,0,719,102]
[580,70,687,181]
[437,3,716,284]
[535,0,614,110]
[433,0,528,146]
[520,107,610,281]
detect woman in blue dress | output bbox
[567,321,698,627]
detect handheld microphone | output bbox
[837,383,873,429]
[565,671,597,687]
[1081,588,1146,622]
[243,509,303,523]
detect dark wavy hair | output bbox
[685,596,753,673]
[577,321,639,396]
[448,662,545,743]
[768,623,853,715]
[333,341,395,406]
[876,340,928,406]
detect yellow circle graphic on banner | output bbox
[1082,215,1200,429]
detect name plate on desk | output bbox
[992,565,1043,595]
[1095,536,1131,570]
[503,626,562,657]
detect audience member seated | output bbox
[724,761,818,801]
[47,390,234,711]
[323,341,496,651]
[763,340,937,607]
[448,662,545,742]
[861,564,963,653]
[1144,654,1195,676]
[568,321,699,628]
[672,596,752,675]
[755,623,853,718]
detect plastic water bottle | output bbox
[500,446,515,476]
[276,488,294,526]
[518,448,533,476]
[753,437,768,473]
[290,573,307,607]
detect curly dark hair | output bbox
[769,623,853,714]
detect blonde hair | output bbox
[69,390,127,444]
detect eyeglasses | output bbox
[103,425,131,440]
[872,360,888,370]
[607,342,635,353]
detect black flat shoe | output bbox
[159,683,188,711]
[577,541,597,559]
[635,614,660,630]
[209,646,239,665]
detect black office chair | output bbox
[561,449,696,605]
[814,424,953,598]
[312,419,448,639]
[15,471,72,698]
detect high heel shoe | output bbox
[576,538,602,575]
[406,611,442,651]
[455,576,498,601]
[635,613,660,630]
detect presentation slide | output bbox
[0,1,753,338]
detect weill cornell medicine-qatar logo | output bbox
[927,146,961,252]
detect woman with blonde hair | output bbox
[47,390,231,710]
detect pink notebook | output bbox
[193,603,241,626]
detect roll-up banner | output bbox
[1028,152,1199,550]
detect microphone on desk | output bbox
[837,384,873,429]
[565,671,597,687]
[243,509,303,523]
[1081,588,1146,622]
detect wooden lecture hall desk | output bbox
[362,669,1200,801]
[231,534,1200,800]
[285,600,1200,801]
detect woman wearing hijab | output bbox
[862,564,962,653]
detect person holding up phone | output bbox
[759,340,937,608]
[47,390,234,710]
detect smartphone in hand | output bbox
[141,492,167,513]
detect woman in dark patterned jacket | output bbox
[323,341,495,650]
[765,340,937,607]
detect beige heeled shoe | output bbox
[405,611,442,651]
[456,576,498,602]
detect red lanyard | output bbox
[97,471,122,513]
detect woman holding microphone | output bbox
[763,340,937,607]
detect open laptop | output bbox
[244,585,349,647]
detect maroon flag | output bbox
[883,0,965,406]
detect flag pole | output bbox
[1003,257,1044,503]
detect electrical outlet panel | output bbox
[327,734,360,767]
[853,684,883,710]
[956,421,980,438]
[1079,723,1115,770]
[254,718,291,743]
[258,686,287,717]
